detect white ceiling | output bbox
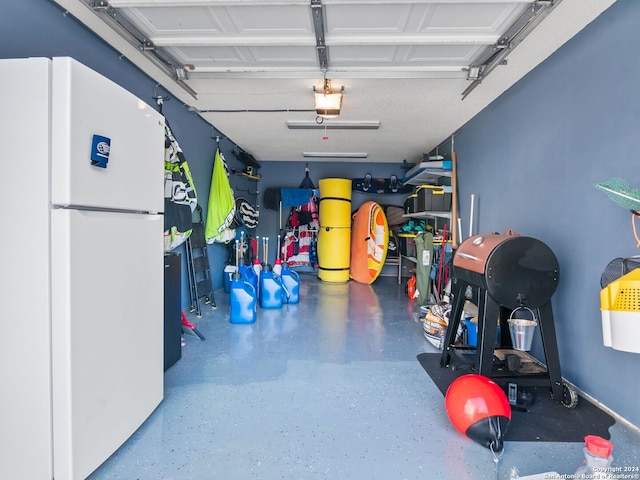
[56,0,615,164]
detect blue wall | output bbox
[3,0,639,426]
[452,0,640,427]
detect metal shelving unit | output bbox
[403,210,451,220]
[402,163,452,222]
[403,164,452,186]
[400,164,453,273]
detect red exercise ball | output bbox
[445,374,511,452]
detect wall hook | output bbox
[152,84,171,114]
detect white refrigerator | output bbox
[0,57,165,479]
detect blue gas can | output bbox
[280,263,300,304]
[230,273,257,324]
[259,267,284,309]
[239,263,258,294]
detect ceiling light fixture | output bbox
[313,78,343,119]
[286,120,379,130]
[303,152,367,158]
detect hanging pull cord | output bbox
[490,442,503,480]
[489,417,504,480]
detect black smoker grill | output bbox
[440,231,577,407]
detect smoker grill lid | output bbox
[454,234,560,309]
[485,237,559,308]
[454,232,516,274]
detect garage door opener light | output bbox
[314,78,343,119]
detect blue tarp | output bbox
[280,188,318,207]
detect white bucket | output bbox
[508,307,537,351]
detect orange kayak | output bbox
[350,201,389,284]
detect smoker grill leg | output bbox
[538,302,565,402]
[440,280,467,368]
[477,292,500,377]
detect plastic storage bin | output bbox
[600,268,640,353]
[397,232,416,257]
[416,185,452,211]
[404,193,419,214]
[223,265,236,293]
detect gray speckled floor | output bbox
[89,274,640,480]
